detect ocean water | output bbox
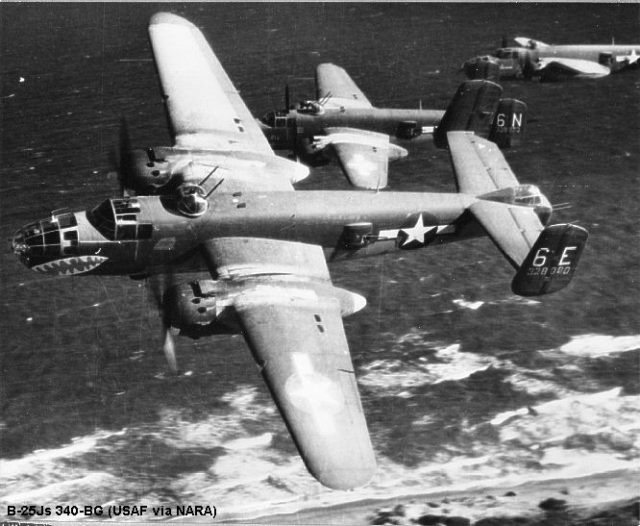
[1,3,639,522]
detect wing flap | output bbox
[234,291,376,489]
[149,13,273,152]
[447,131,519,195]
[202,237,331,281]
[316,63,373,109]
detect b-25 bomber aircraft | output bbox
[259,63,526,189]
[12,13,588,490]
[464,37,640,81]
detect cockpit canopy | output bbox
[87,198,153,241]
[513,184,544,205]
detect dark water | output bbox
[1,3,639,519]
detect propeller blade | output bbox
[163,328,178,373]
[285,84,291,109]
[117,117,133,196]
[149,269,179,373]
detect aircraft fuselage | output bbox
[535,44,640,62]
[260,107,445,154]
[12,190,483,277]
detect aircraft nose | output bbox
[10,214,71,271]
[10,224,38,265]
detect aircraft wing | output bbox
[514,37,550,49]
[148,13,273,153]
[537,57,611,79]
[316,63,373,109]
[447,131,519,195]
[201,237,376,489]
[314,127,407,189]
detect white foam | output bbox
[452,298,484,310]
[560,334,640,357]
[494,388,640,452]
[223,432,273,450]
[359,343,501,392]
[0,429,126,480]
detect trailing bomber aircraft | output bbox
[464,36,640,81]
[12,13,588,490]
[259,64,526,189]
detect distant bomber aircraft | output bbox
[259,64,526,189]
[12,13,587,490]
[464,37,640,82]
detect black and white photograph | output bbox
[1,3,638,524]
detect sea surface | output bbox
[1,3,639,522]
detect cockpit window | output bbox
[57,213,77,228]
[87,199,116,239]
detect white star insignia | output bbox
[398,214,436,248]
[346,153,378,177]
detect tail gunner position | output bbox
[12,13,588,491]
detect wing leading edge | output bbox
[149,13,273,153]
[316,63,373,109]
[201,238,375,489]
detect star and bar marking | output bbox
[377,213,446,250]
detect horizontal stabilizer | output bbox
[433,80,503,149]
[512,224,588,296]
[448,131,519,195]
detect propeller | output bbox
[149,269,179,374]
[109,117,133,196]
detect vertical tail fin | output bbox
[433,80,503,148]
[489,98,527,148]
[512,224,588,296]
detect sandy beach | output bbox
[240,469,638,525]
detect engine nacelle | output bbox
[164,280,239,338]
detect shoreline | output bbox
[225,469,639,525]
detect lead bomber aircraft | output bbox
[12,13,588,490]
